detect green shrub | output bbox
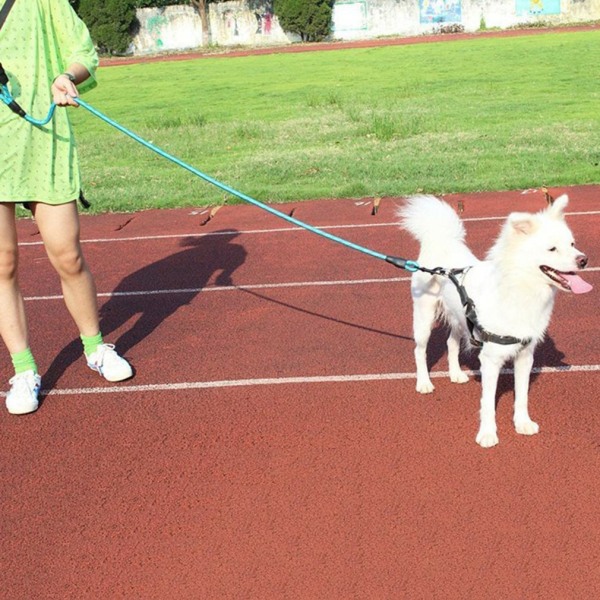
[274,0,334,42]
[77,0,137,55]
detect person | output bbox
[0,0,133,415]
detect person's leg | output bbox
[30,201,100,337]
[0,203,40,414]
[31,201,132,382]
[0,203,30,354]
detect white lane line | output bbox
[22,267,600,302]
[15,363,600,397]
[18,223,397,246]
[16,209,600,246]
[23,276,412,301]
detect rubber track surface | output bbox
[2,185,600,598]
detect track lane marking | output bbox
[23,277,411,301]
[22,268,600,302]
[16,209,600,246]
[5,363,598,397]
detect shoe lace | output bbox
[93,343,116,364]
[8,371,39,393]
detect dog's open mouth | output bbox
[540,266,593,294]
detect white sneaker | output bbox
[6,370,41,415]
[86,344,133,382]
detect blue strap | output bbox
[0,81,423,273]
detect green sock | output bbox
[81,332,104,356]
[11,348,38,375]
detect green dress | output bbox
[0,0,98,204]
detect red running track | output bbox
[2,185,600,599]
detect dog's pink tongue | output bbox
[564,273,593,294]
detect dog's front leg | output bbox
[476,351,503,448]
[513,346,539,436]
[447,327,469,384]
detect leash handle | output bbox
[0,63,57,126]
[24,102,56,126]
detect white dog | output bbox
[399,194,591,447]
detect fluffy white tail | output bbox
[399,195,465,244]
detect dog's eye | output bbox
[571,242,575,247]
[548,247,557,252]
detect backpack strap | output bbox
[0,0,17,31]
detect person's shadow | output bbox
[40,230,246,394]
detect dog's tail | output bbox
[398,195,466,244]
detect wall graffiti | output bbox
[208,1,288,46]
[332,1,368,32]
[255,11,273,34]
[223,10,240,36]
[419,0,462,24]
[146,13,169,48]
[515,0,561,16]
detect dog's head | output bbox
[489,194,592,294]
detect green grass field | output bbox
[70,30,600,213]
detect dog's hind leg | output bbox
[513,346,539,436]
[447,321,469,385]
[412,291,438,394]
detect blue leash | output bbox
[76,96,420,272]
[0,71,420,272]
[1,73,533,346]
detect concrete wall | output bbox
[132,5,203,54]
[333,0,600,39]
[131,1,600,54]
[132,1,289,55]
[209,1,291,47]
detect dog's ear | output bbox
[508,212,538,235]
[547,194,569,218]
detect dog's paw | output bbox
[476,429,499,448]
[450,370,469,384]
[416,379,435,394]
[515,419,540,436]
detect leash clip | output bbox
[385,256,421,272]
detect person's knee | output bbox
[0,248,18,281]
[51,247,86,279]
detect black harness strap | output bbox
[421,266,532,348]
[447,269,531,348]
[0,0,17,31]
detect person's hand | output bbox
[51,73,79,107]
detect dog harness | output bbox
[445,268,532,348]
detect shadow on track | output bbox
[425,324,569,406]
[237,286,415,343]
[40,230,246,394]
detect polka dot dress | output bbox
[0,0,98,204]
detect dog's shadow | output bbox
[427,324,568,405]
[40,230,247,394]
